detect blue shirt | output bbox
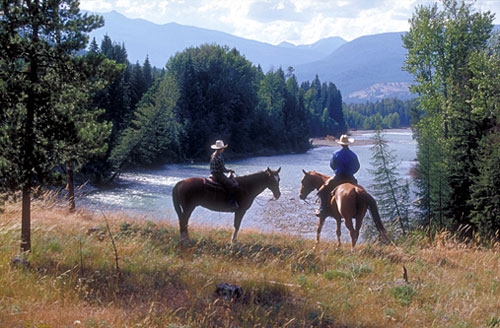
[330,147,360,176]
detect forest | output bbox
[1,0,500,253]
[91,38,416,171]
[89,38,413,172]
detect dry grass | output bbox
[1,199,500,327]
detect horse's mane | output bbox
[309,170,329,179]
[235,170,268,183]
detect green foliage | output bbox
[390,284,417,306]
[112,44,315,165]
[467,34,500,239]
[402,0,499,238]
[413,116,453,230]
[368,130,411,236]
[302,75,346,137]
[344,98,415,130]
[253,67,311,153]
[90,35,164,166]
[110,75,181,169]
[469,133,500,239]
[165,44,259,159]
[0,0,116,250]
[486,316,500,328]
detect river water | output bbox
[81,129,416,242]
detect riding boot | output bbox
[315,186,327,217]
[226,192,239,210]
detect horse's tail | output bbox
[172,181,183,218]
[362,191,390,244]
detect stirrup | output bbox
[315,207,326,217]
[227,200,239,210]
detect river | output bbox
[80,129,416,242]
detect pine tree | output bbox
[143,55,153,90]
[166,44,258,159]
[402,0,495,232]
[468,35,500,240]
[368,130,411,236]
[0,0,108,252]
[110,75,181,169]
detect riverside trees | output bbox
[0,0,118,252]
[109,45,345,169]
[403,0,500,239]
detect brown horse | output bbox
[172,167,281,244]
[299,169,389,249]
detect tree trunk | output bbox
[21,186,31,253]
[66,162,75,212]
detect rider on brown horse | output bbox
[210,139,239,209]
[316,134,360,217]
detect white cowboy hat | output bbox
[337,134,354,145]
[211,140,228,149]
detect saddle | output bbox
[204,176,225,191]
[204,176,239,210]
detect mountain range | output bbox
[88,11,414,103]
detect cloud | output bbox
[248,1,306,23]
[80,0,500,45]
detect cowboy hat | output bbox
[337,134,354,145]
[211,140,228,149]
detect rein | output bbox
[238,170,278,207]
[302,198,313,206]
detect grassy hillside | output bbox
[1,198,500,327]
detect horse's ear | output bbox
[277,167,281,173]
[302,169,307,174]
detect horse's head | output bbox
[299,169,327,200]
[265,167,281,199]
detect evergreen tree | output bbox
[92,36,131,151]
[303,75,324,137]
[143,55,153,90]
[0,0,106,252]
[468,34,500,239]
[368,130,411,236]
[284,72,310,153]
[110,75,181,169]
[166,44,258,160]
[88,37,100,53]
[255,68,287,151]
[324,83,344,135]
[55,53,118,211]
[402,0,494,232]
[344,98,414,130]
[469,133,500,239]
[130,61,147,109]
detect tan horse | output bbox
[299,169,389,249]
[172,167,281,244]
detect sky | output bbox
[80,0,500,45]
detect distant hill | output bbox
[293,32,414,103]
[88,11,341,71]
[88,11,414,102]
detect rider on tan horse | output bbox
[316,134,360,217]
[210,139,239,210]
[300,170,389,248]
